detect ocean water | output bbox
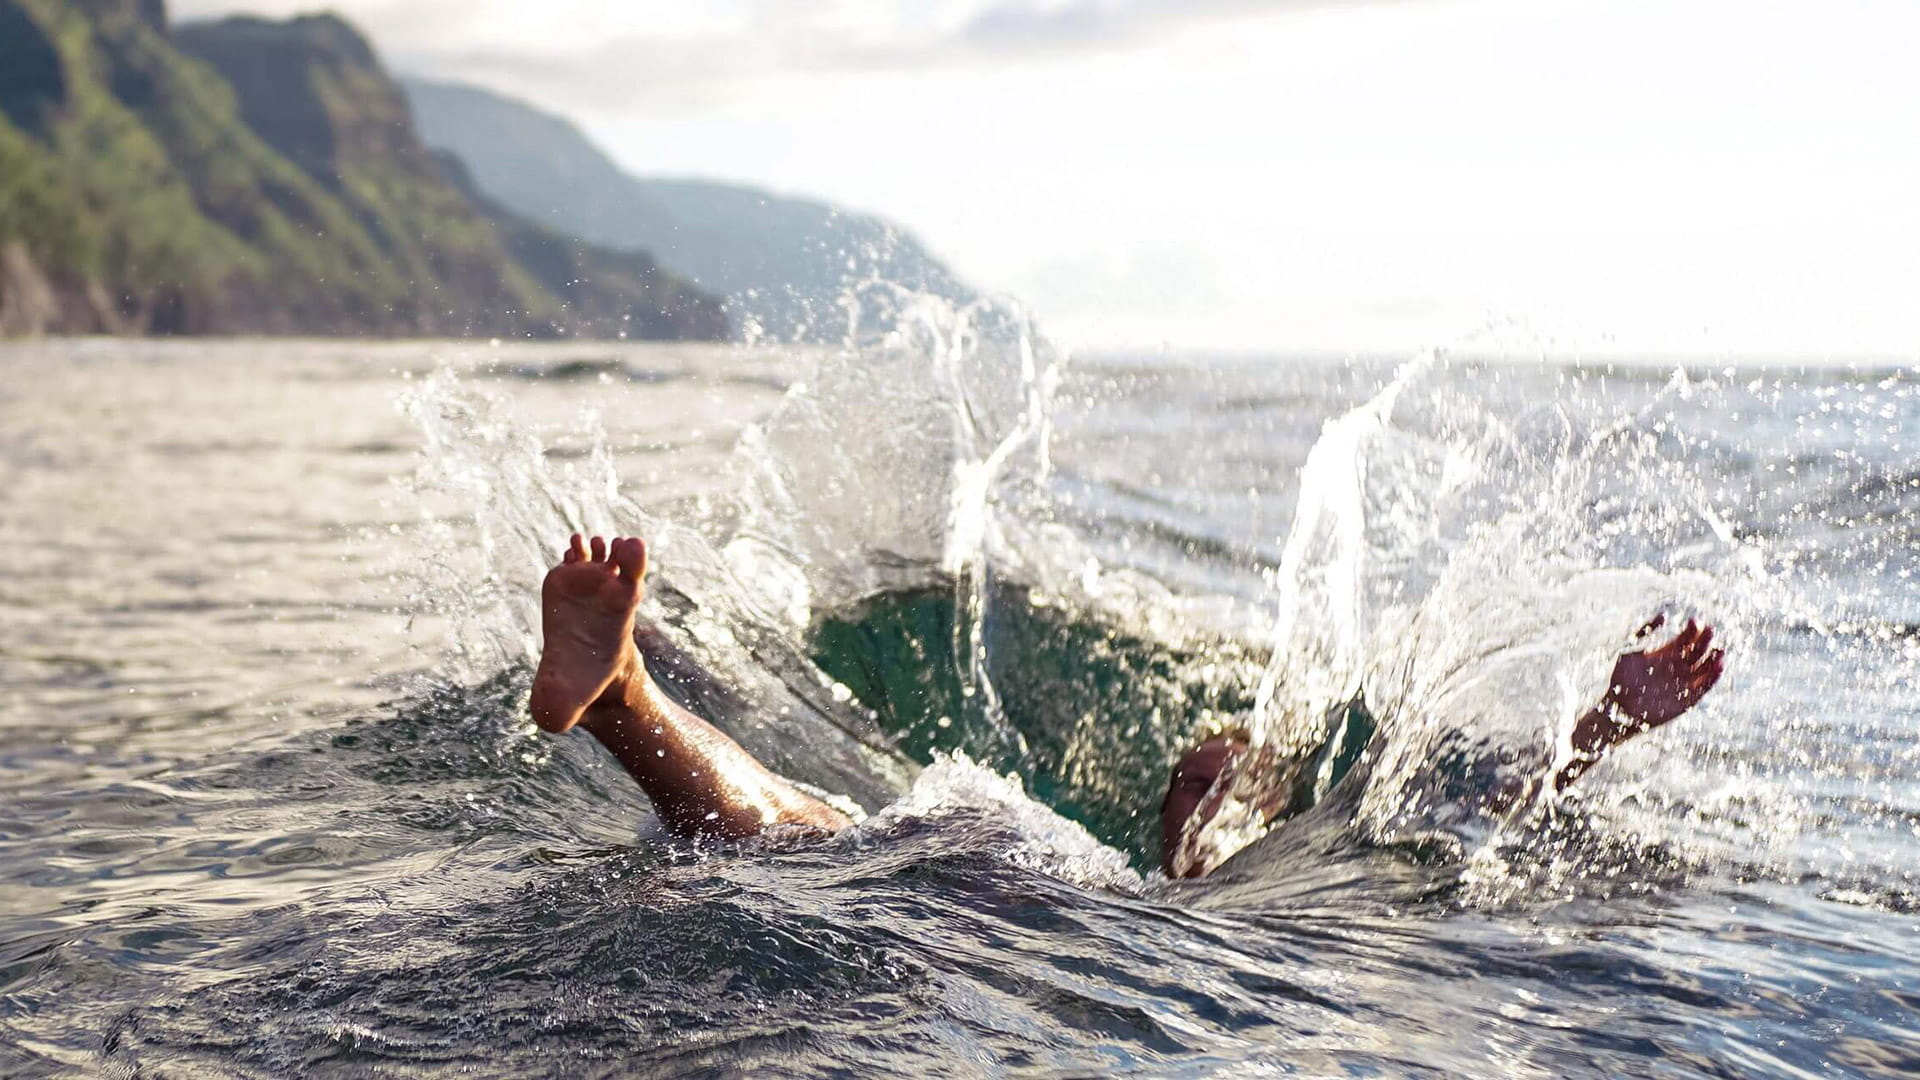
[1,312,1916,1077]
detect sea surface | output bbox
[1,313,1917,1077]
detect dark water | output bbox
[1,329,1917,1077]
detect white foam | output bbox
[860,753,1143,892]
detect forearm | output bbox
[1554,616,1724,793]
[581,659,850,838]
[1476,702,1615,814]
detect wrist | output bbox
[1572,700,1621,755]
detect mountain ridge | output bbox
[0,1,726,340]
[402,77,974,343]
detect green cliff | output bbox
[0,0,726,340]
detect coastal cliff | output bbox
[0,0,726,340]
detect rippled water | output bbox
[1,326,1917,1077]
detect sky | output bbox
[170,0,1920,357]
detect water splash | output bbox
[379,322,1920,903]
[857,752,1143,893]
[381,294,1069,814]
[716,286,1062,755]
[393,364,646,678]
[1206,354,1920,901]
[1248,351,1430,749]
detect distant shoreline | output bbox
[4,335,1909,378]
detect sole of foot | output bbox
[529,534,648,733]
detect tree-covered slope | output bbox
[0,0,725,340]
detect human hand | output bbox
[1605,615,1725,730]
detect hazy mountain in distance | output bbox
[403,78,973,343]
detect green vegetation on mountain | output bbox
[404,78,973,343]
[0,0,725,339]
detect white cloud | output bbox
[166,0,1920,356]
[172,0,1361,103]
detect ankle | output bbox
[581,650,659,735]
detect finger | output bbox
[1697,622,1728,664]
[613,535,648,582]
[590,536,607,563]
[568,533,587,562]
[1663,617,1698,655]
[1689,625,1716,664]
[1650,619,1690,659]
[1693,649,1725,690]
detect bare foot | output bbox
[529,534,648,733]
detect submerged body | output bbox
[532,533,1725,878]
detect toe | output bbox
[590,536,607,563]
[613,536,648,582]
[568,533,587,563]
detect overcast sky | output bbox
[172,0,1920,357]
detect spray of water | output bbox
[715,285,1062,754]
[380,315,1920,903]
[394,365,645,677]
[1216,354,1920,902]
